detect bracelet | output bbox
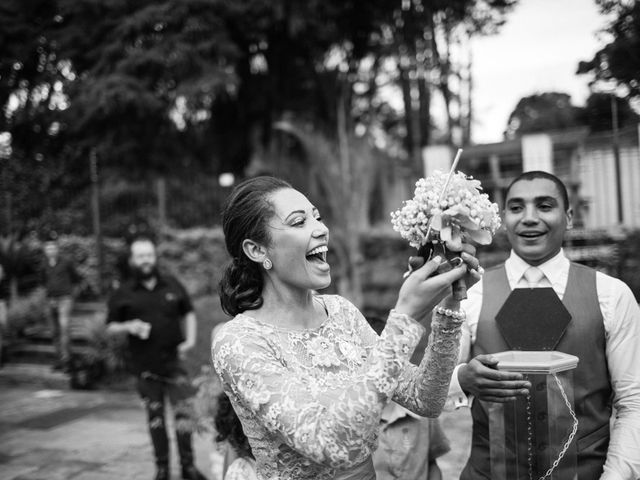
[434,305,466,320]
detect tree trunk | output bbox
[336,76,363,307]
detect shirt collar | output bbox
[506,249,570,287]
[131,273,166,291]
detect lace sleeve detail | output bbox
[392,311,464,417]
[212,311,424,469]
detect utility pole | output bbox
[90,149,103,295]
[156,176,167,233]
[611,94,623,224]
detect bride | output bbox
[212,176,481,479]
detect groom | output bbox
[449,171,640,479]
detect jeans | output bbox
[47,295,73,365]
[136,364,198,469]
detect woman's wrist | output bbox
[439,297,461,310]
[433,305,465,321]
[432,305,465,333]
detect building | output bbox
[423,124,640,230]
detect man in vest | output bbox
[449,171,640,479]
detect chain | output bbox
[537,373,579,480]
[526,374,534,480]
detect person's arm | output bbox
[178,311,197,356]
[392,251,486,416]
[67,261,83,297]
[600,278,640,480]
[390,297,466,417]
[68,259,82,285]
[175,280,197,356]
[452,276,531,404]
[105,292,150,339]
[427,461,443,480]
[212,309,424,469]
[105,319,150,338]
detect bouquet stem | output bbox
[417,242,467,301]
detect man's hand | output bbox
[127,319,151,339]
[458,354,531,403]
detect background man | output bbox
[106,235,206,480]
[450,171,640,479]
[41,235,82,372]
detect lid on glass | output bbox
[493,350,579,374]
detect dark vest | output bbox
[460,262,612,480]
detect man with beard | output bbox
[106,235,206,480]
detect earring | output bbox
[263,258,273,270]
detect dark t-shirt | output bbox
[106,274,193,375]
[42,257,81,298]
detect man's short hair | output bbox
[505,171,570,210]
[127,233,156,252]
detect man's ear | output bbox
[566,206,574,230]
[242,239,268,264]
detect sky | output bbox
[470,0,608,144]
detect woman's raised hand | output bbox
[394,246,482,321]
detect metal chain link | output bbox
[526,374,534,480]
[538,373,579,480]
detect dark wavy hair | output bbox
[214,393,253,458]
[218,176,292,316]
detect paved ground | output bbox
[0,364,220,480]
[0,364,472,480]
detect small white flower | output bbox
[391,170,501,249]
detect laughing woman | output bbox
[212,176,480,480]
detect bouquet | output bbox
[391,168,501,300]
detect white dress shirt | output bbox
[449,249,640,480]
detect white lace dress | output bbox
[212,294,462,480]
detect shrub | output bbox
[6,288,48,337]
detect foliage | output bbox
[505,92,586,138]
[0,233,42,295]
[5,287,47,337]
[1,0,519,237]
[158,227,229,298]
[505,91,639,138]
[192,364,224,434]
[577,0,640,101]
[582,91,639,131]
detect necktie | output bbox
[523,266,545,288]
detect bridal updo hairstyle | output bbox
[219,176,292,316]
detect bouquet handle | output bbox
[417,242,467,301]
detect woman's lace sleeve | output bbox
[212,312,424,469]
[391,311,464,417]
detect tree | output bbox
[1,0,521,302]
[583,91,639,132]
[504,91,639,138]
[0,0,240,234]
[505,92,587,138]
[577,0,640,100]
[54,0,240,175]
